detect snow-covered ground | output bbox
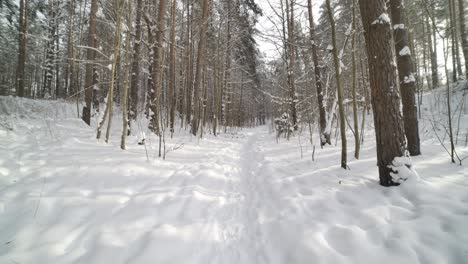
[0,87,467,264]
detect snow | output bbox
[1,90,468,264]
[399,46,411,56]
[393,24,405,30]
[371,13,391,25]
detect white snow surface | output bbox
[1,92,468,264]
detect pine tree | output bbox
[359,0,408,186]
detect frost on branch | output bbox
[371,13,391,25]
[388,155,419,184]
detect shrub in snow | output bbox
[275,113,292,139]
[388,155,419,185]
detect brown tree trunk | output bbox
[307,0,329,146]
[82,0,98,125]
[121,0,132,150]
[326,0,347,169]
[286,0,297,131]
[448,0,458,81]
[129,0,143,125]
[185,0,193,128]
[191,0,210,136]
[359,0,408,186]
[16,0,28,97]
[390,0,421,156]
[169,0,177,136]
[149,0,168,134]
[351,0,360,159]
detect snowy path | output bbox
[1,97,468,264]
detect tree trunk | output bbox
[326,0,347,169]
[448,0,458,81]
[427,11,439,87]
[307,0,329,146]
[458,0,468,78]
[286,0,297,131]
[351,0,360,159]
[185,0,193,128]
[149,0,168,135]
[191,0,210,136]
[16,0,28,97]
[129,0,143,126]
[121,0,132,150]
[359,0,408,186]
[390,0,421,156]
[82,0,98,125]
[169,0,177,136]
[104,0,124,143]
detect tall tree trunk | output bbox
[286,0,297,131]
[129,0,143,126]
[351,0,360,159]
[185,0,193,128]
[359,0,408,186]
[121,0,132,150]
[448,0,458,81]
[191,0,210,136]
[428,11,439,87]
[307,0,329,146]
[458,0,468,78]
[149,0,168,134]
[326,0,347,169]
[390,0,421,156]
[82,0,98,125]
[16,0,28,97]
[169,0,177,136]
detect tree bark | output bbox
[129,0,143,125]
[191,0,210,136]
[351,0,360,159]
[307,0,329,146]
[390,0,421,156]
[359,0,408,186]
[82,0,98,125]
[169,0,177,136]
[121,0,132,150]
[326,0,347,169]
[149,0,168,135]
[16,0,28,97]
[286,0,297,131]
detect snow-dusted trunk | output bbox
[286,0,297,131]
[351,0,360,159]
[16,0,28,97]
[326,0,347,169]
[129,0,143,125]
[390,0,421,156]
[185,0,193,129]
[82,0,98,125]
[169,0,177,137]
[121,0,132,150]
[359,0,408,186]
[307,0,329,145]
[149,0,168,135]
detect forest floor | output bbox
[0,86,468,264]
